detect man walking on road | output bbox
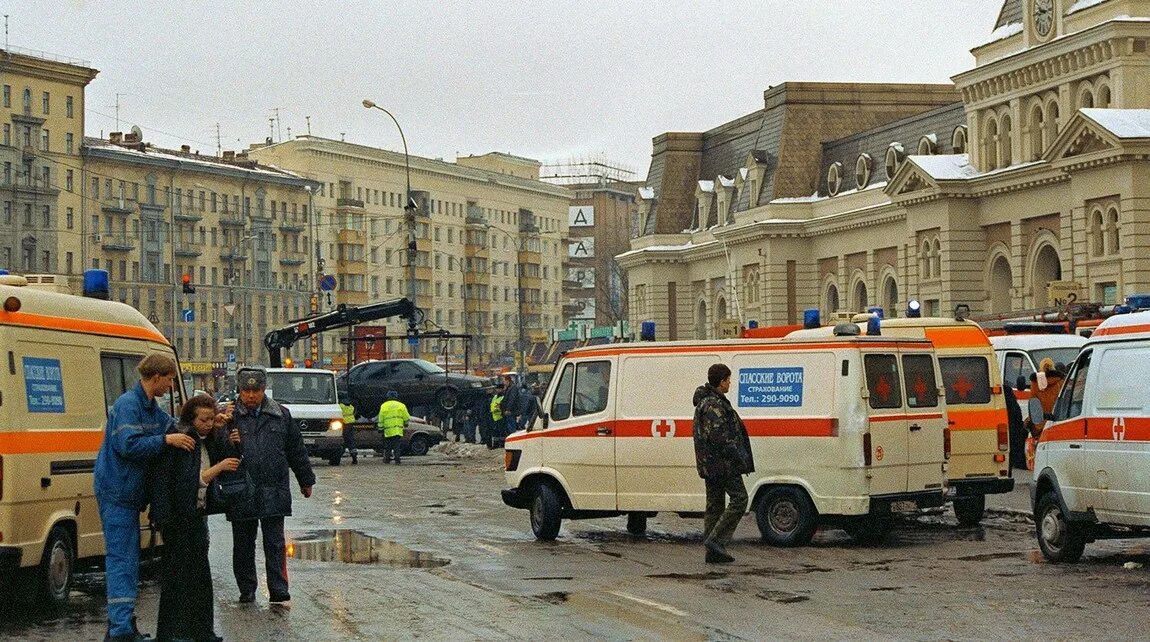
[378,390,410,464]
[692,363,755,564]
[94,354,194,642]
[221,367,315,605]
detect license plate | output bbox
[891,500,918,513]
[303,438,316,445]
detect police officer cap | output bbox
[386,390,399,400]
[238,367,267,391]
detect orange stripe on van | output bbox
[0,310,169,344]
[504,416,840,444]
[947,408,1007,432]
[1035,417,1150,443]
[574,341,930,359]
[1093,322,1150,337]
[0,430,103,455]
[922,326,992,348]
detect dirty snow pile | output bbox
[433,442,502,459]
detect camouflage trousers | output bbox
[703,475,748,546]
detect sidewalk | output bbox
[985,476,1034,516]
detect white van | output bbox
[264,367,345,464]
[501,334,949,545]
[0,275,185,605]
[1033,311,1150,562]
[990,334,1085,421]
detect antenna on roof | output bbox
[130,124,143,140]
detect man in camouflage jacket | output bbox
[692,363,755,564]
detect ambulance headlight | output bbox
[329,419,343,432]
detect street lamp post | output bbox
[487,225,527,376]
[227,233,258,372]
[362,99,420,359]
[304,185,320,365]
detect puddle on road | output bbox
[286,529,449,568]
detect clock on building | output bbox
[1033,0,1055,39]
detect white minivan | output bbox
[990,334,1085,421]
[501,333,950,545]
[1032,311,1150,562]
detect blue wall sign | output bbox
[24,357,66,413]
[319,275,338,291]
[737,367,804,408]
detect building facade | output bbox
[0,48,97,277]
[248,139,571,368]
[561,181,641,328]
[621,0,1150,340]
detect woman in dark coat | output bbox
[149,394,239,642]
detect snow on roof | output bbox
[1081,108,1150,139]
[771,194,825,204]
[982,21,1023,45]
[697,180,714,193]
[718,175,734,188]
[86,140,303,180]
[907,154,980,180]
[638,187,655,199]
[1068,0,1106,14]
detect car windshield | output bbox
[265,372,337,404]
[1029,348,1081,370]
[413,360,445,375]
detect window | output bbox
[42,91,50,115]
[1,85,9,107]
[66,170,73,192]
[938,357,990,405]
[66,95,74,118]
[549,363,575,421]
[22,88,31,113]
[1002,351,1034,390]
[572,361,611,416]
[101,354,144,415]
[2,124,8,146]
[1053,350,1091,420]
[865,354,902,410]
[901,355,939,408]
[66,207,73,229]
[41,129,49,152]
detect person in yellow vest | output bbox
[339,401,358,465]
[489,390,505,449]
[377,390,410,464]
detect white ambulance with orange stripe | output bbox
[1033,310,1150,562]
[0,274,184,605]
[501,330,950,545]
[789,315,1014,526]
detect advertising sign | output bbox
[569,297,597,320]
[566,267,596,289]
[737,367,804,408]
[24,357,65,413]
[568,206,595,227]
[568,238,595,258]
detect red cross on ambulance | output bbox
[650,419,676,438]
[951,374,974,401]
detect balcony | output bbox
[220,249,247,262]
[337,229,365,244]
[522,301,543,315]
[279,220,306,233]
[336,197,365,210]
[173,210,203,222]
[464,244,489,259]
[278,256,305,267]
[517,249,542,265]
[341,290,369,306]
[174,244,202,258]
[521,275,542,290]
[102,202,134,216]
[463,271,489,286]
[413,266,433,282]
[464,298,491,313]
[219,213,246,227]
[414,237,432,253]
[100,235,135,252]
[336,259,367,273]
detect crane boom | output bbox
[263,297,422,367]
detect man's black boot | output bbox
[704,540,735,564]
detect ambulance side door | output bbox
[542,358,617,511]
[862,351,910,495]
[901,352,947,494]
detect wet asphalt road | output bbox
[3,445,1149,641]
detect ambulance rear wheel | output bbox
[1036,492,1086,563]
[756,487,817,547]
[953,495,986,527]
[38,525,74,608]
[626,513,648,535]
[530,483,562,541]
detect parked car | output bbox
[337,359,487,418]
[300,415,445,465]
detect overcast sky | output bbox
[5,1,1004,180]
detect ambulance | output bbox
[501,330,949,545]
[789,314,1013,526]
[1033,311,1150,562]
[0,273,184,605]
[989,334,1086,422]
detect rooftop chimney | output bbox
[109,132,122,144]
[223,150,235,161]
[124,131,140,144]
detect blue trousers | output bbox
[98,500,142,637]
[232,516,289,598]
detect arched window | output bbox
[696,300,708,339]
[1000,114,1013,167]
[951,126,968,154]
[984,117,1000,171]
[885,143,905,180]
[826,284,840,314]
[1078,80,1095,110]
[1091,208,1105,256]
[1044,100,1060,150]
[1097,82,1112,108]
[855,154,873,190]
[882,275,898,317]
[917,134,938,155]
[826,162,843,196]
[921,240,932,279]
[854,280,868,311]
[1029,103,1045,160]
[932,238,942,278]
[1108,207,1120,254]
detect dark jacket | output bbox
[1004,385,1027,470]
[94,383,174,509]
[148,423,210,526]
[215,395,315,522]
[692,384,755,480]
[500,382,524,417]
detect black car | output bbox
[337,359,487,418]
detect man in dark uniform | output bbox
[219,367,315,604]
[692,363,755,564]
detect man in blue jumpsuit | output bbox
[94,354,195,642]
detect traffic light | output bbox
[181,273,196,294]
[304,358,314,368]
[283,357,294,368]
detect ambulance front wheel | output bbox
[38,525,75,607]
[530,483,563,541]
[1035,491,1086,563]
[953,494,986,527]
[755,487,817,547]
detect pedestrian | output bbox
[476,384,496,448]
[339,399,358,465]
[94,353,196,642]
[489,385,506,448]
[520,382,543,432]
[692,363,755,564]
[220,367,315,605]
[377,390,410,464]
[149,394,240,642]
[499,374,523,442]
[1004,379,1027,472]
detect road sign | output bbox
[181,308,195,322]
[320,275,338,291]
[223,303,237,316]
[226,352,237,363]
